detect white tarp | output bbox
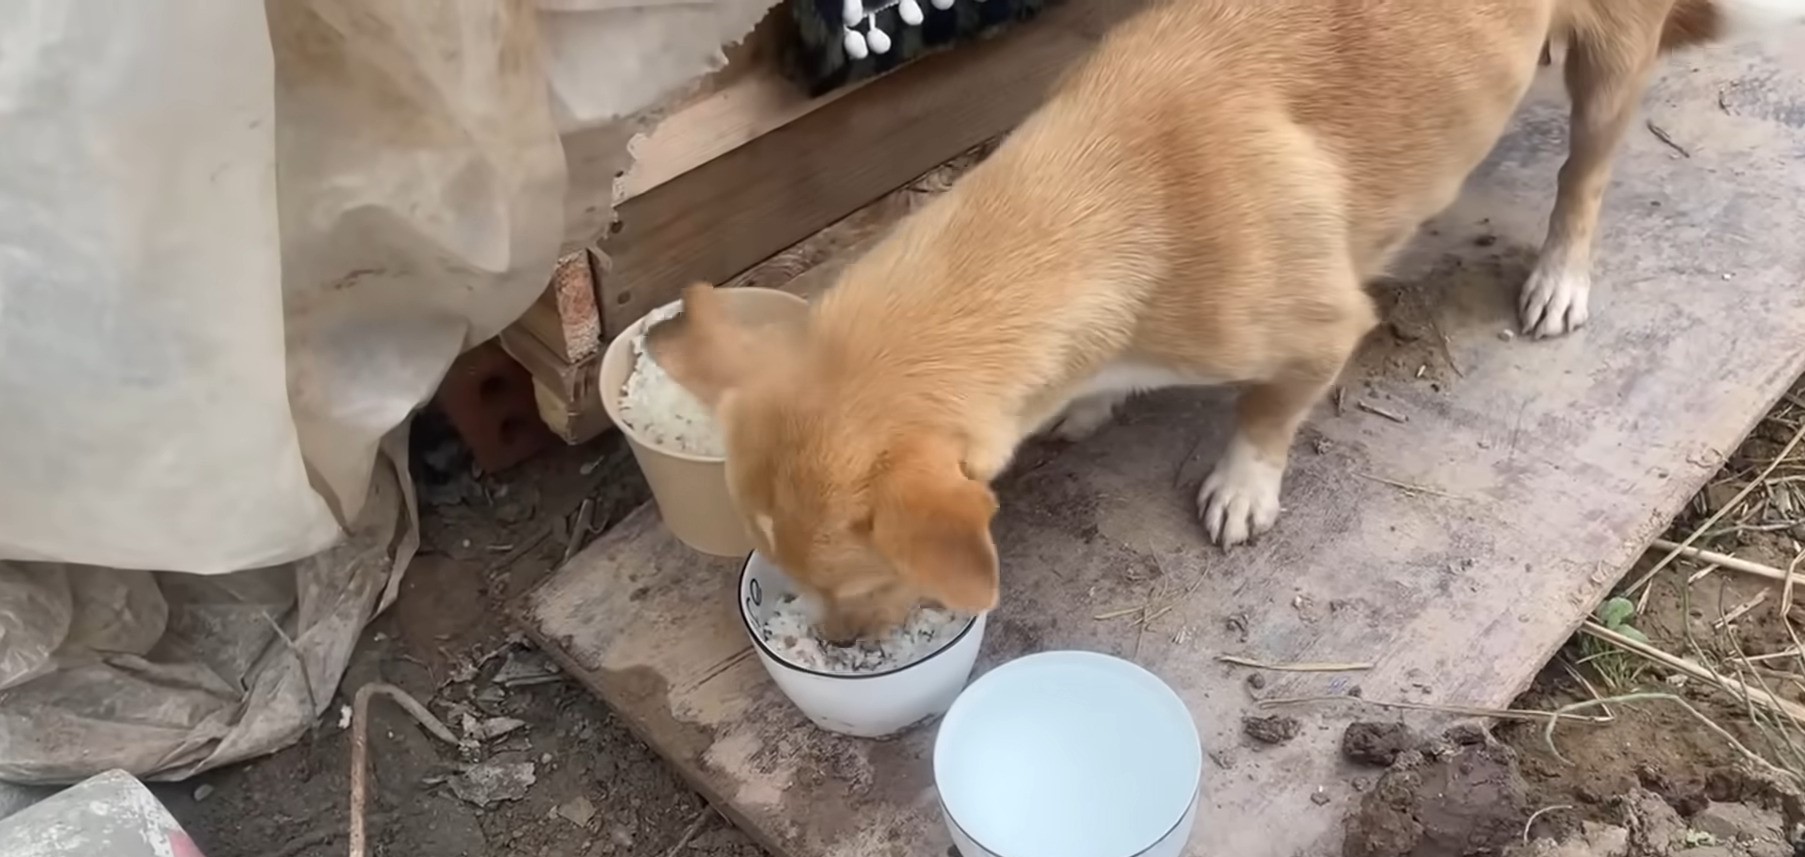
[0,0,777,783]
[539,0,784,133]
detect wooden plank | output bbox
[511,249,603,365]
[721,142,998,296]
[593,0,1120,338]
[616,74,873,205]
[605,8,846,203]
[521,46,1805,857]
[508,146,993,446]
[531,376,610,445]
[497,325,605,445]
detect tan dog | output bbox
[659,0,1803,639]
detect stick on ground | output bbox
[1651,539,1803,585]
[1627,421,1805,607]
[1218,655,1374,672]
[350,683,461,857]
[1579,621,1805,722]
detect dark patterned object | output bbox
[789,0,1061,95]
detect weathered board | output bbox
[520,44,1805,857]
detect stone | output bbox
[449,760,536,807]
[1342,722,1415,767]
[557,796,597,828]
[1242,715,1300,745]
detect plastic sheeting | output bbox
[539,0,785,133]
[0,0,778,783]
[0,441,413,782]
[1,0,565,573]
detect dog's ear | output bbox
[868,441,1000,614]
[647,283,765,409]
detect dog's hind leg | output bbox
[1519,16,1666,339]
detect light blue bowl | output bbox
[933,651,1203,857]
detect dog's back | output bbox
[820,0,1792,417]
[820,0,1561,424]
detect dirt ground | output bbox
[154,409,765,857]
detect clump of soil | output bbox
[1506,820,1630,857]
[1344,722,1417,767]
[1344,717,1805,857]
[1343,730,1531,857]
[1502,787,1796,857]
[1243,714,1302,745]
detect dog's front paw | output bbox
[1196,443,1283,547]
[1518,264,1591,339]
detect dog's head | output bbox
[653,284,1000,641]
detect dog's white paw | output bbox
[1047,397,1119,441]
[1518,263,1591,339]
[1197,439,1283,547]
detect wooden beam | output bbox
[595,9,1101,338]
[511,249,602,364]
[616,72,873,205]
[497,325,607,445]
[511,142,990,447]
[528,0,1130,444]
[531,376,611,445]
[721,143,995,298]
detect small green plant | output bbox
[1595,597,1649,644]
[1578,597,1648,689]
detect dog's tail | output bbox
[1663,0,1805,50]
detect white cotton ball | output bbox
[843,27,870,60]
[931,0,954,8]
[900,0,924,25]
[842,0,864,27]
[867,24,892,54]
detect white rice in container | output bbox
[616,304,726,458]
[760,593,968,674]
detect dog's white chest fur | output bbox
[1071,361,1210,400]
[1023,360,1217,446]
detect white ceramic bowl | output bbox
[934,651,1203,857]
[738,552,988,738]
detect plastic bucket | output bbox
[598,287,807,556]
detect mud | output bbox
[1343,722,1418,768]
[1344,732,1531,857]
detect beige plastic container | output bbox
[599,288,807,556]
